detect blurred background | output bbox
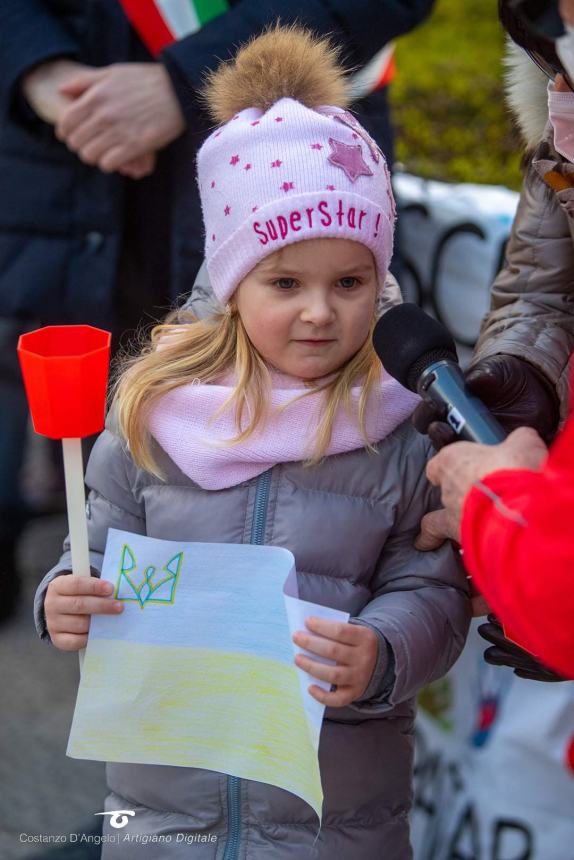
[391,0,521,188]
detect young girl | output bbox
[35,26,470,859]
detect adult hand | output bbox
[415,507,460,549]
[479,616,565,682]
[415,427,548,549]
[44,573,124,651]
[414,515,491,614]
[22,60,158,179]
[21,59,90,125]
[55,63,185,173]
[117,152,158,180]
[413,355,560,449]
[292,617,379,707]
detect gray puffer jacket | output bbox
[34,410,470,860]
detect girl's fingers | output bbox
[308,684,354,707]
[50,614,91,635]
[57,595,124,616]
[52,632,89,652]
[294,653,350,686]
[303,617,360,645]
[53,575,114,597]
[292,631,351,664]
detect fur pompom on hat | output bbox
[197,25,396,305]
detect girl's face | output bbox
[234,239,378,380]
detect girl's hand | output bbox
[292,617,379,707]
[45,574,124,651]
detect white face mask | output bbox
[556,22,574,82]
[548,78,574,163]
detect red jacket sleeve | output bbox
[461,410,574,678]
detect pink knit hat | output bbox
[197,98,396,305]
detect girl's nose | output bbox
[299,292,335,326]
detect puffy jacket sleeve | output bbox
[351,433,471,712]
[161,0,435,124]
[33,422,146,643]
[472,155,574,418]
[461,404,574,679]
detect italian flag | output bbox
[119,0,228,56]
[119,0,395,97]
[348,42,396,100]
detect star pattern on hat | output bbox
[281,182,294,192]
[311,143,323,150]
[230,155,240,166]
[271,160,282,168]
[224,205,231,216]
[333,112,381,164]
[244,163,252,171]
[327,138,373,182]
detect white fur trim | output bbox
[503,39,550,147]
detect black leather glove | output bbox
[412,354,560,449]
[478,616,565,682]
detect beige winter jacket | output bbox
[472,44,574,419]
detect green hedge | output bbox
[389,0,523,189]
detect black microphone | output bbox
[373,304,506,445]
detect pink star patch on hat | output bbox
[327,138,373,182]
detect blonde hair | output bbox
[113,301,382,479]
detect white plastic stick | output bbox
[62,437,90,670]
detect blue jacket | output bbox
[0,0,435,328]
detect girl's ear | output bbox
[225,301,237,316]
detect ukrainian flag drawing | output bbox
[67,529,348,821]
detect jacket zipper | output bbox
[222,468,273,860]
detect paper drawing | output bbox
[67,529,349,820]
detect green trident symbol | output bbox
[115,544,183,608]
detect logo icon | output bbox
[446,406,466,434]
[95,810,135,829]
[114,544,183,608]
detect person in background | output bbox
[416,0,574,681]
[415,0,574,452]
[0,0,436,622]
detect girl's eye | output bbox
[338,277,359,289]
[273,278,297,290]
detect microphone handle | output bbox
[418,361,507,445]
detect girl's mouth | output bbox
[296,339,335,345]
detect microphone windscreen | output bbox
[373,304,458,391]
